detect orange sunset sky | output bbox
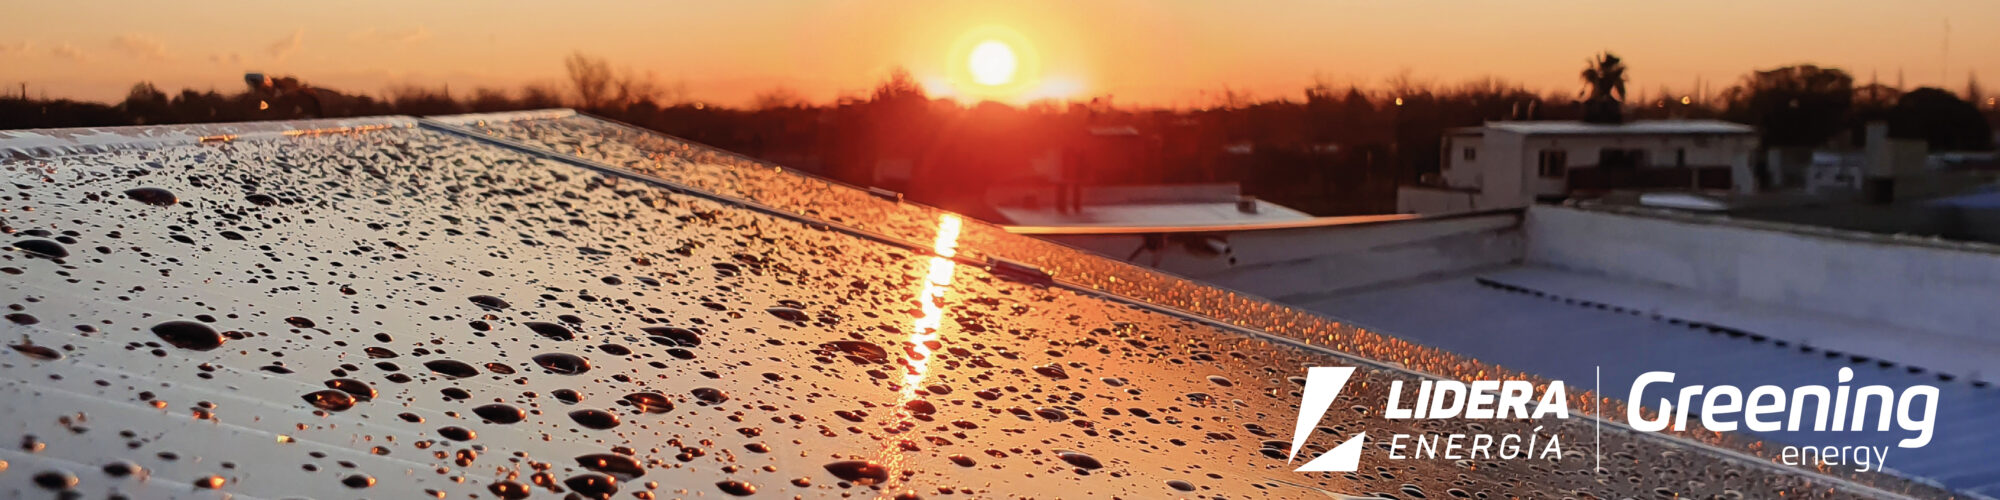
[4,0,1996,107]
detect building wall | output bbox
[1440,134,1483,189]
[1038,210,1525,302]
[1416,130,1758,215]
[1397,186,1480,213]
[1524,204,2000,339]
[1482,131,1529,208]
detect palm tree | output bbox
[1580,52,1627,123]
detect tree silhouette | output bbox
[565,52,613,110]
[1724,65,1852,148]
[1579,52,1627,124]
[871,67,926,103]
[1890,88,1994,151]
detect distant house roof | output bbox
[988,183,1314,228]
[1482,119,1756,136]
[995,199,1313,228]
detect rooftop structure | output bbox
[1400,119,1761,214]
[986,183,1313,228]
[0,110,1968,499]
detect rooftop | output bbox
[1479,119,1757,136]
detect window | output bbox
[1675,148,1687,167]
[1537,150,1568,178]
[1463,147,1477,161]
[1599,148,1645,170]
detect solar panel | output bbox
[0,115,1958,498]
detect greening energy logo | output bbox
[1285,367,1368,471]
[1284,365,1941,475]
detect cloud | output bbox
[0,41,31,56]
[268,28,303,61]
[49,43,86,61]
[110,34,171,61]
[350,26,430,45]
[210,52,244,65]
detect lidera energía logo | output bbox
[1286,366,1939,473]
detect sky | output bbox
[2,0,1996,107]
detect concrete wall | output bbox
[1397,186,1481,214]
[1038,210,1525,302]
[1525,204,2000,339]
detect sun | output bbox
[945,26,1042,101]
[968,40,1018,86]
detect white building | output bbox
[1399,120,1759,214]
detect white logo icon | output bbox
[1286,366,1367,472]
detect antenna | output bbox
[1942,19,1951,85]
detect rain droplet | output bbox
[473,404,526,424]
[341,474,375,488]
[150,321,224,351]
[642,326,701,347]
[532,353,591,374]
[819,341,888,363]
[302,390,357,411]
[325,379,376,401]
[564,473,618,499]
[423,360,481,378]
[623,392,674,413]
[8,343,62,361]
[716,480,758,496]
[822,460,889,485]
[13,239,69,259]
[123,187,178,206]
[569,409,621,429]
[553,389,583,404]
[526,321,575,341]
[1056,450,1103,469]
[487,481,531,499]
[691,387,728,405]
[575,453,645,479]
[766,307,809,321]
[468,295,510,310]
[437,426,476,441]
[101,460,144,478]
[32,469,78,490]
[244,193,279,207]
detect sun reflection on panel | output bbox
[875,214,961,485]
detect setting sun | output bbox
[940,25,1053,102]
[968,40,1017,86]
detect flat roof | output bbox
[995,199,1314,228]
[1483,119,1756,136]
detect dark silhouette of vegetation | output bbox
[1889,88,1995,151]
[1723,65,1854,148]
[1580,52,1628,124]
[3,53,1996,218]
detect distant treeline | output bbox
[2,54,1993,217]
